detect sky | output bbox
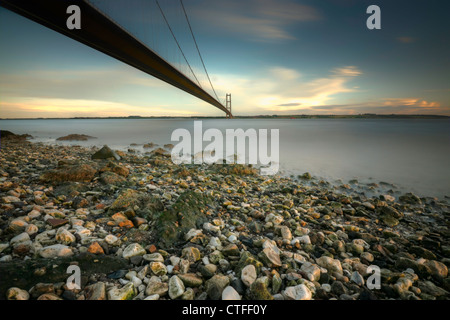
[0,0,449,118]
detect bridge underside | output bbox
[1,0,232,117]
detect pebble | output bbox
[241,264,257,287]
[39,244,73,258]
[222,286,241,300]
[122,243,146,259]
[168,275,185,299]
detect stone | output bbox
[145,276,168,297]
[283,284,312,300]
[259,247,282,268]
[56,134,96,141]
[399,192,421,205]
[104,234,119,246]
[10,232,30,246]
[100,172,126,185]
[423,260,448,281]
[331,281,347,296]
[350,271,365,286]
[122,243,146,259]
[209,250,225,264]
[235,251,263,277]
[47,218,69,228]
[316,256,343,275]
[250,277,274,300]
[200,264,217,279]
[39,244,73,258]
[381,213,399,227]
[222,286,241,300]
[180,288,195,300]
[417,280,448,298]
[178,273,203,287]
[107,282,136,300]
[280,226,292,240]
[150,262,168,276]
[143,253,164,263]
[55,228,76,245]
[41,163,97,183]
[206,275,230,300]
[185,228,203,241]
[222,243,240,257]
[6,287,30,300]
[241,264,257,287]
[300,262,321,282]
[92,145,121,160]
[181,246,202,263]
[85,282,106,300]
[168,275,185,299]
[37,293,63,300]
[88,242,105,255]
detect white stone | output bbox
[222,286,241,300]
[203,223,220,234]
[241,264,257,287]
[283,284,312,300]
[0,243,9,254]
[104,234,119,245]
[185,228,203,241]
[122,243,146,259]
[300,262,321,282]
[55,228,76,245]
[10,232,30,246]
[144,294,160,300]
[168,275,185,299]
[6,287,30,300]
[0,255,12,262]
[39,244,73,258]
[316,256,343,275]
[25,224,39,236]
[280,226,292,240]
[322,283,332,292]
[208,237,222,250]
[107,283,136,300]
[143,253,164,262]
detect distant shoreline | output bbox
[1,114,449,120]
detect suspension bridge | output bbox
[0,0,233,118]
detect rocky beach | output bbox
[0,131,449,301]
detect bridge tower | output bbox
[226,94,232,118]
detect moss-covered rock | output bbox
[153,191,212,249]
[235,251,263,277]
[40,163,97,183]
[108,189,163,221]
[250,277,274,300]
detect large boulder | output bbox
[40,162,97,183]
[153,191,213,248]
[92,145,121,161]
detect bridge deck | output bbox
[0,0,232,117]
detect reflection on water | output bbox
[1,118,449,199]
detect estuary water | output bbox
[1,118,449,199]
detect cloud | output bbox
[0,98,199,118]
[210,65,362,114]
[277,103,302,107]
[382,98,440,108]
[192,0,321,41]
[0,66,167,101]
[332,66,362,77]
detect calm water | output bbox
[1,118,449,199]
